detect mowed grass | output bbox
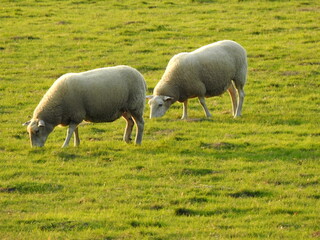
[0,0,319,239]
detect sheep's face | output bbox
[148,95,173,118]
[23,119,54,147]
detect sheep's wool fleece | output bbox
[33,66,146,126]
[154,40,247,102]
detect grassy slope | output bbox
[0,0,319,239]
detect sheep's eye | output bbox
[34,129,39,135]
[159,103,163,107]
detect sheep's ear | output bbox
[23,120,31,126]
[146,95,153,100]
[38,120,45,127]
[163,96,173,101]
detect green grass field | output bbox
[1,0,319,239]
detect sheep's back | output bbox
[65,66,145,123]
[173,41,246,98]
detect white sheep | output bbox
[23,65,146,147]
[147,40,247,119]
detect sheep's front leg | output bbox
[181,100,188,120]
[122,113,134,143]
[62,123,78,148]
[198,97,212,118]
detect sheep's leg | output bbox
[235,87,245,117]
[234,66,246,117]
[181,100,188,120]
[131,114,144,145]
[198,97,212,118]
[62,123,78,148]
[122,113,134,143]
[73,127,80,147]
[227,83,238,117]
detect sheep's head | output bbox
[23,119,54,147]
[147,95,174,118]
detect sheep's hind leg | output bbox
[131,114,144,145]
[181,100,188,120]
[234,67,246,117]
[235,87,245,117]
[73,127,80,146]
[198,97,212,118]
[122,112,134,143]
[227,83,238,117]
[62,123,78,148]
